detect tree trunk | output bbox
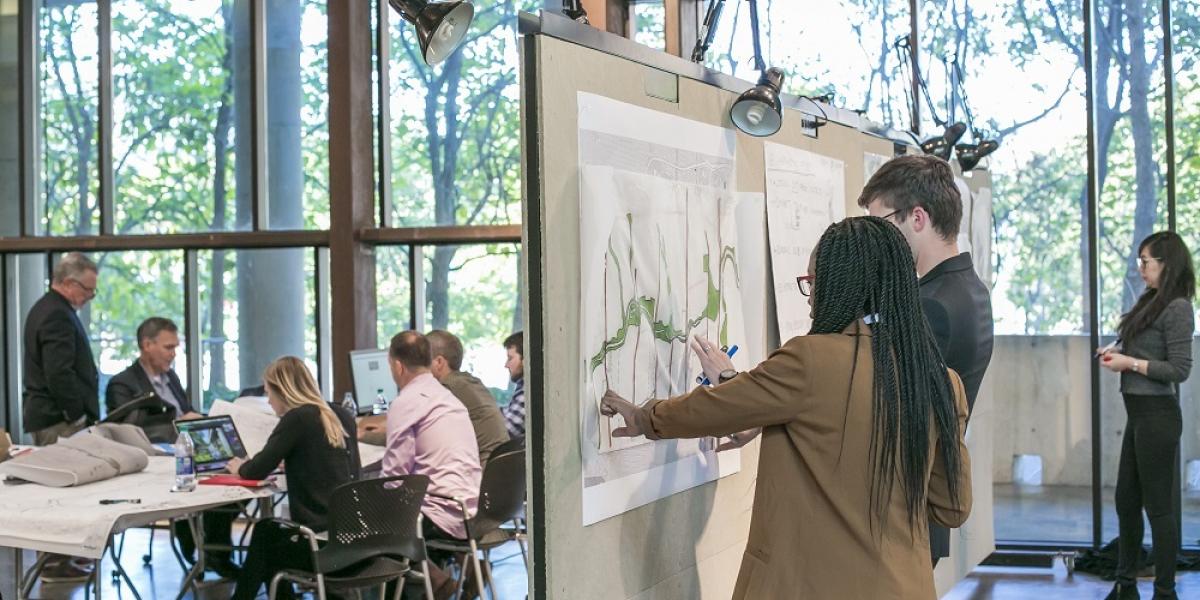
[426,49,466,326]
[207,5,235,400]
[1121,0,1160,311]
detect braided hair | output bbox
[809,216,962,529]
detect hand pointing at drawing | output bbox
[690,335,735,384]
[600,390,659,440]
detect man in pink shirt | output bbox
[381,330,481,596]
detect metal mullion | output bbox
[1163,0,1176,233]
[410,244,425,331]
[376,0,393,228]
[184,249,201,411]
[251,0,269,230]
[18,0,39,237]
[1083,0,1103,551]
[98,0,113,235]
[315,246,332,401]
[908,0,920,135]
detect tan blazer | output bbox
[631,322,971,599]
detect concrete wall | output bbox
[992,335,1200,487]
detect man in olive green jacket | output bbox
[360,330,510,464]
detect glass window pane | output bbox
[0,0,17,236]
[386,2,528,227]
[924,0,1091,543]
[82,251,187,417]
[40,0,99,235]
[631,1,666,51]
[424,243,521,394]
[1095,0,1170,545]
[266,0,328,230]
[1174,0,1200,549]
[703,1,911,128]
[375,244,412,345]
[198,247,316,411]
[112,0,240,234]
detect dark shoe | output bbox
[206,556,241,580]
[40,561,92,583]
[1151,593,1177,600]
[1105,583,1140,600]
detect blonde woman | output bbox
[230,356,359,600]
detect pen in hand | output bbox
[696,344,739,386]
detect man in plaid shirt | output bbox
[501,331,525,438]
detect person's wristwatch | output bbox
[718,369,739,383]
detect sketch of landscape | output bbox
[577,92,744,525]
[581,167,745,453]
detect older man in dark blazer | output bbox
[23,252,100,446]
[860,154,994,566]
[106,317,201,440]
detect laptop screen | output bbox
[175,415,248,473]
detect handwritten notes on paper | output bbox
[764,143,846,342]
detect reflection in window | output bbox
[198,248,316,411]
[41,0,99,235]
[112,0,239,234]
[386,1,529,227]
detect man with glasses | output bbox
[21,251,101,581]
[859,154,993,567]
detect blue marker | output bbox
[696,345,739,386]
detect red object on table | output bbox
[199,475,274,488]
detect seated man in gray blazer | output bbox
[106,316,201,429]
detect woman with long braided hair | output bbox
[602,216,970,598]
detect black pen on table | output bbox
[99,499,141,505]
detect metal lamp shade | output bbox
[389,0,475,66]
[955,140,1000,171]
[730,68,785,137]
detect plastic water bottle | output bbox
[372,388,388,415]
[341,391,358,415]
[173,433,196,492]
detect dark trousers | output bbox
[232,519,316,600]
[1114,393,1181,595]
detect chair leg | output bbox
[469,541,486,600]
[482,551,498,600]
[315,574,327,600]
[422,560,435,600]
[269,572,285,600]
[392,575,406,600]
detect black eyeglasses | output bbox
[796,275,814,297]
[880,208,904,222]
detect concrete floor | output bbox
[943,565,1200,599]
[995,483,1200,544]
[1,526,529,599]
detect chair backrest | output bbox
[490,435,524,460]
[468,449,526,539]
[314,474,430,574]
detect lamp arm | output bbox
[748,0,764,72]
[691,0,726,63]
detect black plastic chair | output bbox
[268,474,431,600]
[490,435,524,459]
[425,449,526,599]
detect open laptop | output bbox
[349,348,398,415]
[174,415,249,474]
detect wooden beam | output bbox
[665,0,700,59]
[357,224,522,246]
[0,231,329,252]
[328,0,378,398]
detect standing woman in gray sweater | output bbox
[1100,231,1195,600]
